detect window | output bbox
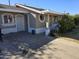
[2,14,14,24]
[39,14,45,22]
[4,15,8,24]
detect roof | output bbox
[0,4,16,9]
[16,4,45,14]
[43,9,64,15]
[0,4,27,13]
[0,4,64,15]
[16,4,64,15]
[22,4,45,11]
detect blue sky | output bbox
[0,0,79,14]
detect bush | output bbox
[58,14,75,33]
[74,15,79,25]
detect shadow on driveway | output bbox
[2,31,55,51]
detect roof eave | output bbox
[0,8,27,13]
[41,10,64,15]
[16,4,64,15]
[44,12,64,15]
[16,4,43,14]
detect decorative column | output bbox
[45,14,50,35]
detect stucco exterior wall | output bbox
[0,14,2,28]
[24,14,28,32]
[36,14,46,28]
[29,13,36,28]
[28,13,63,34]
[0,11,25,34]
[0,12,18,28]
[28,13,46,33]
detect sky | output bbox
[0,0,79,14]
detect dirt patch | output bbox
[33,37,79,59]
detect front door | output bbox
[15,14,25,32]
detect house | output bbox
[0,4,63,35]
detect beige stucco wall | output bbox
[35,14,60,29]
[28,13,46,28]
[34,14,62,28]
[0,11,26,34]
[28,13,62,29]
[35,14,46,28]
[28,13,36,28]
[0,12,25,28]
[0,13,2,28]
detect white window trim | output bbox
[2,13,15,26]
[39,14,45,23]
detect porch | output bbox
[44,13,63,35]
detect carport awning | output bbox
[0,8,28,13]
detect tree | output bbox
[58,14,75,33]
[74,14,79,25]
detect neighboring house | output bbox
[0,4,63,35]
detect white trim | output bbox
[15,14,25,32]
[2,27,17,34]
[2,13,15,26]
[0,8,27,13]
[43,9,64,15]
[47,14,50,28]
[45,14,50,35]
[1,13,17,34]
[16,4,63,15]
[39,14,45,23]
[15,14,18,32]
[16,4,43,14]
[45,29,50,35]
[28,27,46,34]
[35,28,46,34]
[27,13,36,32]
[27,13,30,32]
[30,13,36,18]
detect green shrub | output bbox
[58,14,75,33]
[74,15,79,25]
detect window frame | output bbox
[2,13,15,26]
[39,14,45,23]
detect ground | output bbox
[60,26,79,40]
[34,37,79,59]
[0,27,79,59]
